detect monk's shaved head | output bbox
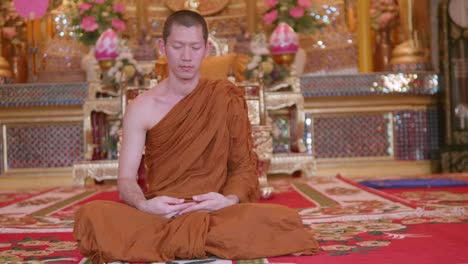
[162,10,208,44]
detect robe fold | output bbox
[74,79,319,263]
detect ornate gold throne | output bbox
[73,34,274,197]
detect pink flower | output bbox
[94,0,105,3]
[297,0,311,8]
[81,16,99,32]
[111,18,126,32]
[1,27,17,39]
[78,2,92,12]
[265,0,279,7]
[263,9,278,25]
[289,6,305,18]
[78,2,92,14]
[112,3,125,13]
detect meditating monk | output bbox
[74,10,319,263]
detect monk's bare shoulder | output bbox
[124,83,164,130]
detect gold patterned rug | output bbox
[1,175,468,263]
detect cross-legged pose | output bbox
[74,10,319,263]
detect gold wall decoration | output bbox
[165,0,230,16]
[121,0,247,40]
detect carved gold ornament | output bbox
[165,0,230,16]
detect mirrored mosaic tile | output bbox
[311,114,391,158]
[393,109,439,160]
[0,83,88,107]
[301,73,438,97]
[6,124,83,169]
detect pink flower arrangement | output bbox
[78,2,92,14]
[111,18,126,32]
[298,0,311,8]
[289,7,305,18]
[370,0,399,31]
[71,0,126,46]
[81,16,99,32]
[263,0,322,34]
[112,3,125,13]
[264,9,278,25]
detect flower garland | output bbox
[70,0,126,46]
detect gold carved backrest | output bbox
[207,35,229,56]
[207,34,266,126]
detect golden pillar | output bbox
[357,0,373,73]
[246,0,257,34]
[26,19,42,77]
[136,0,149,33]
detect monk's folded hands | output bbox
[177,192,239,215]
[137,195,196,218]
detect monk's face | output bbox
[160,24,209,81]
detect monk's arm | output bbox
[221,93,260,203]
[118,99,193,217]
[117,102,149,208]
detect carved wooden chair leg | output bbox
[258,159,273,199]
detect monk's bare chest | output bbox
[146,95,185,130]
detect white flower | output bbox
[110,121,121,135]
[254,47,270,55]
[247,61,258,70]
[108,67,117,77]
[114,71,122,81]
[253,55,261,63]
[135,65,143,73]
[120,52,132,60]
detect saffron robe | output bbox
[74,79,319,263]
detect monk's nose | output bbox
[182,47,191,61]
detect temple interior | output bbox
[0,0,467,190]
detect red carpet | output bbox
[1,175,467,263]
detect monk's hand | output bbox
[177,192,239,215]
[137,196,196,218]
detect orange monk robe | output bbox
[74,79,319,263]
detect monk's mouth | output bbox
[179,66,194,71]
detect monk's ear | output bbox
[204,41,212,57]
[158,38,166,56]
